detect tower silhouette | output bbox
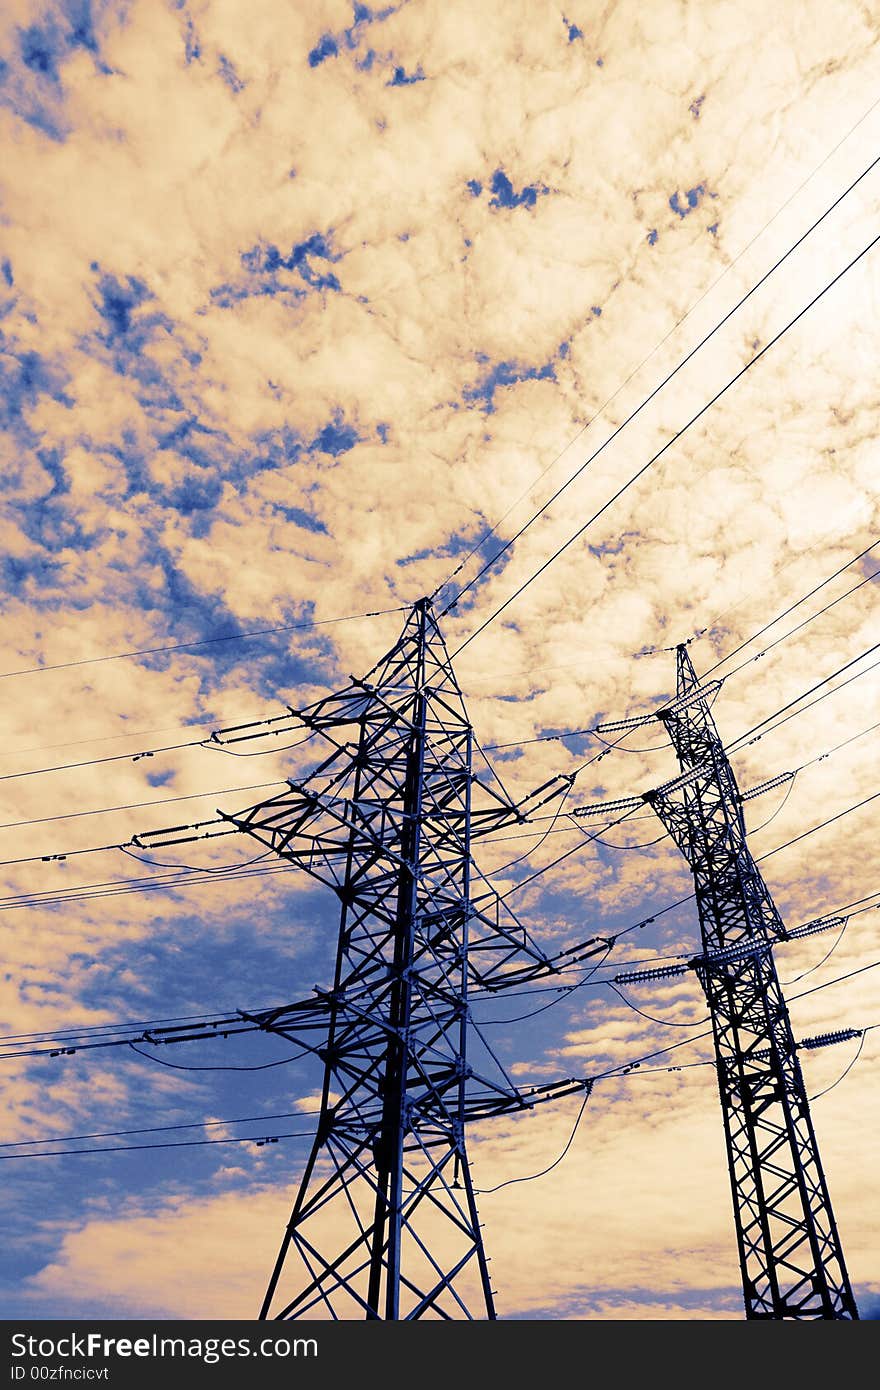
[216,599,571,1319]
[644,646,858,1319]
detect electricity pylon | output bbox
[151,598,580,1320]
[644,646,858,1319]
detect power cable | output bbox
[808,1032,868,1101]
[435,153,880,618]
[468,534,880,756]
[0,607,407,682]
[449,229,880,657]
[728,643,880,752]
[472,1088,592,1194]
[721,567,880,683]
[128,1042,309,1073]
[0,780,288,831]
[705,548,880,678]
[0,1106,322,1149]
[0,1128,317,1161]
[433,93,880,607]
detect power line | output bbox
[466,893,880,1034]
[720,566,880,682]
[433,87,880,607]
[498,776,880,924]
[472,1088,592,1193]
[478,1017,878,1200]
[435,153,880,617]
[759,789,880,863]
[477,906,873,1033]
[0,780,288,831]
[0,857,290,909]
[590,977,880,1081]
[501,729,880,903]
[729,643,880,752]
[809,1032,868,1102]
[736,657,880,755]
[1,698,875,912]
[588,890,880,975]
[782,918,850,987]
[0,725,315,787]
[487,888,880,999]
[787,957,880,1003]
[1,524,871,813]
[0,1105,322,1148]
[474,531,880,754]
[0,1007,278,1046]
[6,893,876,1066]
[467,539,878,761]
[127,1041,309,1073]
[0,606,407,682]
[14,1035,874,1164]
[26,1017,875,1164]
[1,719,224,762]
[448,228,880,658]
[0,736,220,786]
[0,1127,318,1161]
[703,540,880,678]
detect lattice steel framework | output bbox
[645,645,858,1319]
[206,598,574,1320]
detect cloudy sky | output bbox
[1,0,878,1321]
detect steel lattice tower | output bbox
[209,598,565,1320]
[645,645,858,1319]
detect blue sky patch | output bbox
[308,5,402,77]
[95,271,152,340]
[463,353,558,413]
[15,443,101,561]
[145,767,176,788]
[251,425,303,475]
[167,467,224,515]
[230,233,343,301]
[273,503,328,535]
[488,169,549,210]
[397,530,477,568]
[311,411,359,458]
[19,24,62,81]
[669,184,706,218]
[183,12,200,64]
[2,550,63,594]
[217,54,244,92]
[0,341,72,433]
[65,0,101,54]
[308,33,338,67]
[89,269,195,417]
[387,64,424,86]
[0,2,121,140]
